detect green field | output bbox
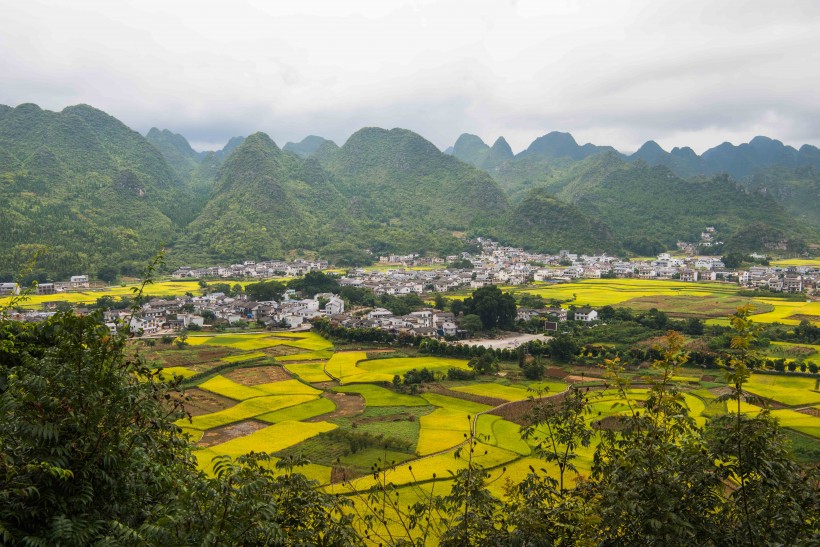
[144,321,820,508]
[512,278,818,326]
[334,384,428,407]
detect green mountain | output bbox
[318,127,511,254]
[176,132,355,263]
[747,165,820,230]
[451,133,490,167]
[0,103,180,280]
[482,191,619,254]
[544,155,806,249]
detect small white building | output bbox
[574,307,598,322]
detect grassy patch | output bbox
[334,384,428,407]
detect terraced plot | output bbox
[284,362,332,383]
[156,366,197,380]
[269,332,334,351]
[183,394,320,430]
[743,374,820,407]
[257,397,337,423]
[194,420,337,479]
[326,351,370,382]
[199,376,320,400]
[416,393,490,455]
[334,384,428,407]
[453,383,553,402]
[276,349,334,361]
[475,414,530,455]
[344,356,472,384]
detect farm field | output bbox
[0,279,264,309]
[512,279,818,325]
[333,384,428,407]
[742,374,820,407]
[770,258,820,267]
[136,327,819,512]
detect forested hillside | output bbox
[1,102,818,281]
[0,104,180,280]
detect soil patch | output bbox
[564,375,608,385]
[197,419,269,447]
[305,392,365,422]
[263,345,306,357]
[224,364,292,385]
[544,367,569,379]
[797,407,820,417]
[786,314,820,323]
[593,415,628,431]
[489,392,566,425]
[620,295,773,319]
[179,387,238,416]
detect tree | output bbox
[460,314,483,335]
[548,334,580,362]
[244,279,286,302]
[462,286,516,330]
[0,310,194,543]
[97,266,118,284]
[289,271,340,298]
[468,353,499,375]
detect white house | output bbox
[574,307,598,322]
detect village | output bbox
[3,234,817,340]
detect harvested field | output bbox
[308,391,365,421]
[798,407,820,418]
[197,419,269,447]
[179,388,238,416]
[224,364,292,385]
[621,294,772,319]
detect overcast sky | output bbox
[2,0,819,154]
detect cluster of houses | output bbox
[350,240,816,295]
[0,275,97,297]
[170,259,329,280]
[111,291,346,335]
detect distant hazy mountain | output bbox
[517,131,618,161]
[283,135,334,158]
